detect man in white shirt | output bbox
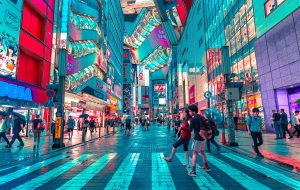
[292,110,300,138]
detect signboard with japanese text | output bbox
[0,0,24,78]
[55,117,61,138]
[137,66,149,86]
[154,84,166,92]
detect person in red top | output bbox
[164,109,192,167]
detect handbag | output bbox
[214,128,220,136]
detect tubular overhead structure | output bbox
[124,9,161,48]
[142,46,170,71]
[65,65,104,91]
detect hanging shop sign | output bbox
[154,84,166,92]
[189,85,196,104]
[0,0,24,78]
[55,117,61,138]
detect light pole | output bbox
[52,0,70,148]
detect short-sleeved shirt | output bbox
[174,119,181,127]
[272,113,281,122]
[32,119,42,130]
[189,114,206,141]
[67,119,75,129]
[247,115,262,132]
[13,118,25,133]
[281,112,288,124]
[0,119,10,133]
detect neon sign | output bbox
[154,84,166,91]
[0,81,32,101]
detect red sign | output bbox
[154,84,166,91]
[189,85,195,104]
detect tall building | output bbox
[102,0,124,115]
[0,0,55,131]
[253,0,300,131]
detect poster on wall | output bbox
[0,0,24,78]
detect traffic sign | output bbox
[204,91,212,99]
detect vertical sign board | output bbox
[55,117,61,138]
[0,0,24,78]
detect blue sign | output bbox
[0,81,32,101]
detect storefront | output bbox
[0,77,49,136]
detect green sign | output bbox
[204,91,212,99]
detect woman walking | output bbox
[206,119,220,152]
[164,109,192,167]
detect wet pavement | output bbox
[0,127,118,166]
[0,125,299,190]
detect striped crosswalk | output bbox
[0,152,298,190]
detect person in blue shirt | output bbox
[247,108,264,158]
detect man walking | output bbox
[67,116,75,140]
[272,109,283,139]
[173,115,181,138]
[280,109,293,139]
[247,108,264,158]
[0,116,11,146]
[32,115,44,152]
[188,104,211,177]
[7,115,25,148]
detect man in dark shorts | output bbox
[125,116,132,136]
[188,104,211,176]
[67,116,75,140]
[32,115,43,153]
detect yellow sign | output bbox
[55,117,61,139]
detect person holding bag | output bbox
[188,104,212,177]
[206,119,221,152]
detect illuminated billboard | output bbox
[154,84,166,92]
[137,66,149,86]
[0,0,23,78]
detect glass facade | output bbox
[204,0,263,123]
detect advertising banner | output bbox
[154,84,166,92]
[0,0,23,78]
[189,85,196,104]
[123,49,132,83]
[137,66,149,86]
[123,83,132,113]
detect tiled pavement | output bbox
[0,125,299,190]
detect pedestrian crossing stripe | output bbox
[56,153,117,190]
[12,154,93,190]
[0,166,14,172]
[104,153,140,190]
[152,153,176,189]
[206,154,271,190]
[176,153,224,190]
[222,153,300,189]
[0,154,70,186]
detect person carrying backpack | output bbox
[206,119,220,152]
[32,115,44,152]
[188,104,212,176]
[247,108,264,158]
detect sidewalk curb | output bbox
[219,143,300,174]
[0,128,121,168]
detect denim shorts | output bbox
[173,138,190,151]
[191,139,205,152]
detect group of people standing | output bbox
[164,105,218,176]
[271,109,300,139]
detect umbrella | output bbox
[11,112,26,121]
[0,111,9,116]
[295,99,300,104]
[204,108,223,123]
[79,113,89,118]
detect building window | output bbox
[199,37,203,47]
[22,1,45,41]
[264,0,286,16]
[17,50,43,86]
[198,19,202,30]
